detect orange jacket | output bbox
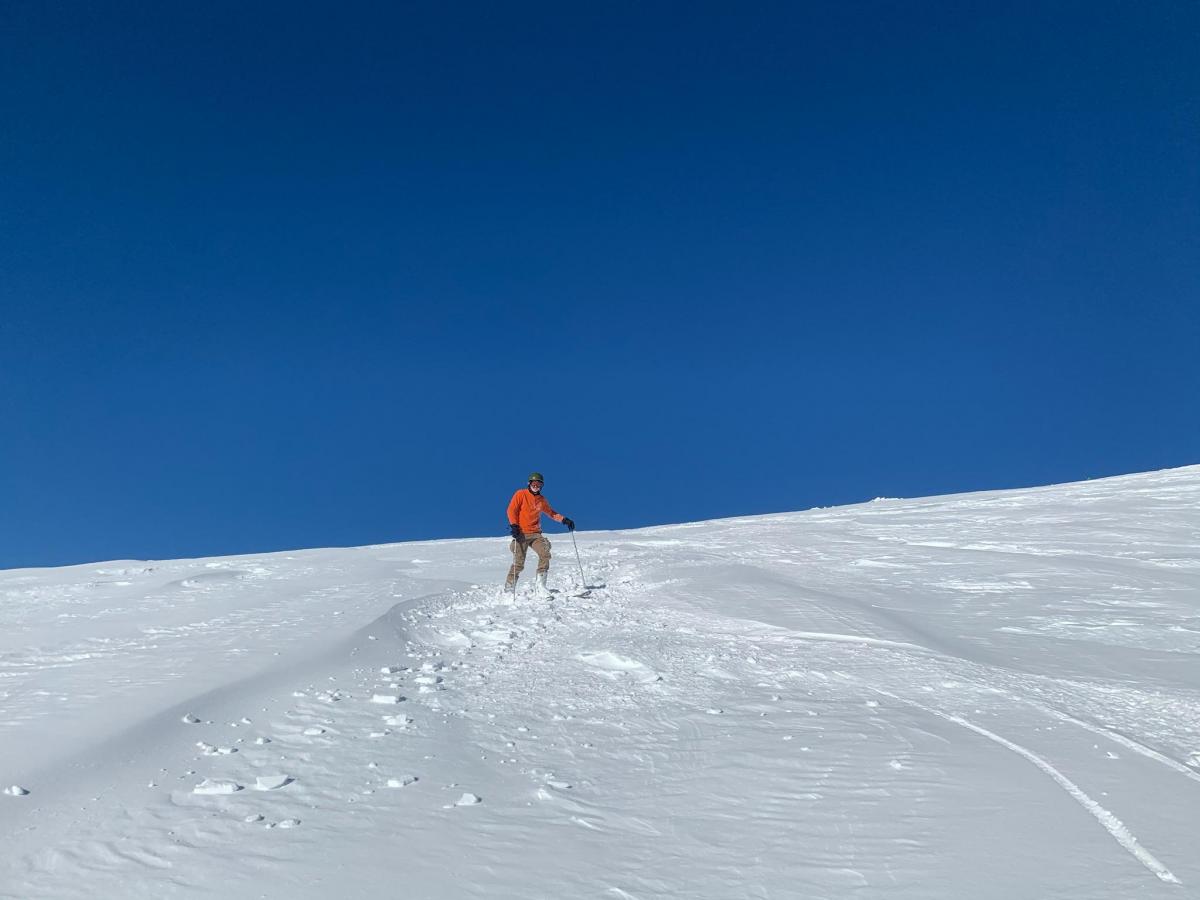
[507,488,563,534]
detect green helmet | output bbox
[528,471,544,484]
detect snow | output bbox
[2,465,1200,897]
[369,692,404,704]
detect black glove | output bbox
[563,517,575,531]
[509,523,522,540]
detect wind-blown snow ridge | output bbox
[1,464,1199,898]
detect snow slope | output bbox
[2,466,1199,899]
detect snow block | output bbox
[254,774,293,791]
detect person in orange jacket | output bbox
[505,471,574,595]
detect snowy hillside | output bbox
[3,467,1200,899]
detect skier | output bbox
[505,472,575,595]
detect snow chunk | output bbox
[454,792,482,806]
[254,774,293,791]
[193,779,243,795]
[5,785,30,797]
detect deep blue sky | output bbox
[2,2,1197,568]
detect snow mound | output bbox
[577,650,662,683]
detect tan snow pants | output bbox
[507,532,551,586]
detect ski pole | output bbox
[570,529,588,591]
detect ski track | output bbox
[869,687,1181,885]
[1015,696,1200,788]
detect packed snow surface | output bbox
[2,466,1200,898]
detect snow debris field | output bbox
[2,466,1200,898]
